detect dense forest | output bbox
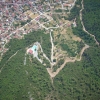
[54,46,100,100]
[83,0,100,43]
[0,30,53,100]
[0,30,51,68]
[53,0,100,100]
[68,0,96,46]
[0,49,53,100]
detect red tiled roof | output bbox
[29,49,33,54]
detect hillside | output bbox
[83,0,100,43]
[0,0,100,100]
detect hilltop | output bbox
[0,0,100,100]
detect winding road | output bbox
[80,0,99,46]
[1,0,99,82]
[47,44,89,78]
[46,0,96,79]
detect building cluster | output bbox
[0,0,75,59]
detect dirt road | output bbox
[50,31,54,63]
[47,44,89,78]
[80,0,99,46]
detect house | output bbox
[29,49,33,54]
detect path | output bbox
[24,53,26,65]
[0,50,19,74]
[1,0,94,80]
[80,0,99,46]
[46,0,94,78]
[47,44,89,78]
[8,50,19,62]
[38,42,51,64]
[50,30,54,63]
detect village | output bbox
[0,0,95,82]
[0,0,77,60]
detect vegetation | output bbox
[0,49,53,100]
[83,0,100,43]
[13,19,31,28]
[68,0,96,46]
[61,41,84,57]
[68,0,81,21]
[0,30,51,68]
[53,0,100,100]
[0,30,53,100]
[21,19,31,26]
[54,46,100,100]
[53,59,64,72]
[61,43,76,57]
[55,9,63,12]
[0,0,100,99]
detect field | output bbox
[43,20,58,28]
[53,26,84,59]
[25,10,39,19]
